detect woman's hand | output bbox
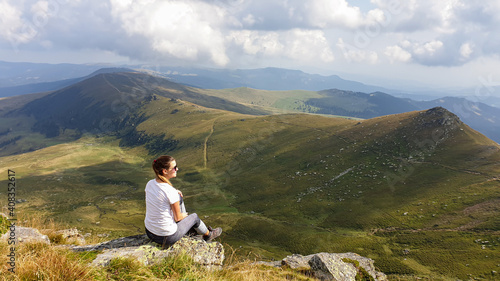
[177,190,183,197]
[178,212,188,221]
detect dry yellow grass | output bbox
[0,242,97,281]
[0,214,316,281]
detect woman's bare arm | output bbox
[171,201,188,222]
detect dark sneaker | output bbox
[203,227,222,243]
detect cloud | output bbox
[229,30,283,56]
[413,40,443,56]
[285,29,335,62]
[302,0,374,29]
[0,0,48,47]
[232,0,386,30]
[370,0,457,33]
[0,0,24,44]
[384,45,411,63]
[459,42,473,59]
[1,0,500,71]
[385,37,478,66]
[229,29,334,63]
[110,0,230,65]
[366,0,500,66]
[385,39,451,65]
[337,38,378,63]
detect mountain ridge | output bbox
[199,85,500,143]
[10,72,267,138]
[0,67,135,97]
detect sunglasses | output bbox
[171,165,178,171]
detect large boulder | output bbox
[281,252,387,281]
[72,234,224,268]
[166,235,225,268]
[0,226,50,245]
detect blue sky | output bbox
[1,0,500,90]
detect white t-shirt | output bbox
[144,179,180,236]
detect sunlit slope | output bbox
[201,87,323,113]
[208,107,500,230]
[199,87,419,117]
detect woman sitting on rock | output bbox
[144,155,222,248]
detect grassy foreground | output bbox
[3,216,496,280]
[0,215,318,281]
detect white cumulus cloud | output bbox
[0,1,33,45]
[229,30,283,56]
[285,29,335,62]
[459,42,473,59]
[384,45,412,63]
[229,29,334,63]
[110,0,230,65]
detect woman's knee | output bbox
[189,213,201,226]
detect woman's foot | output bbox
[203,227,222,243]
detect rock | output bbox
[167,236,224,267]
[310,253,358,280]
[0,226,50,245]
[54,228,85,245]
[274,252,387,281]
[282,254,315,270]
[73,234,224,269]
[91,244,167,267]
[71,234,151,252]
[312,252,387,281]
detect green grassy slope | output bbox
[0,73,499,279]
[198,86,419,118]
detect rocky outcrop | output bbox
[0,225,386,279]
[54,228,86,245]
[264,252,387,281]
[0,223,85,246]
[72,234,225,269]
[0,226,50,245]
[71,234,150,252]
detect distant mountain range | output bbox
[0,67,134,97]
[0,61,107,87]
[151,66,397,93]
[1,62,499,143]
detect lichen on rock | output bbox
[278,252,387,281]
[72,234,225,269]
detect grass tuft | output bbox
[0,241,96,281]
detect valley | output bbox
[0,72,499,280]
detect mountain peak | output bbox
[421,106,462,125]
